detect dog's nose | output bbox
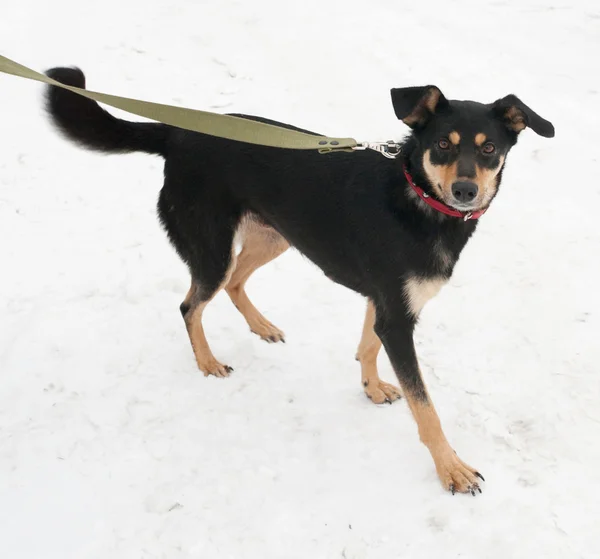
[452,181,478,202]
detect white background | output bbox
[1,1,598,557]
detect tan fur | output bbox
[226,219,289,342]
[406,393,481,493]
[424,87,442,113]
[423,150,505,208]
[475,155,505,207]
[355,301,402,404]
[474,133,486,146]
[183,215,289,376]
[449,131,460,145]
[354,296,482,492]
[422,150,458,200]
[404,87,442,126]
[403,276,447,316]
[184,280,235,377]
[505,106,526,132]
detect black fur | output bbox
[44,67,554,407]
[45,67,168,156]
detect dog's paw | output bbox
[250,319,285,344]
[198,359,234,378]
[363,379,402,404]
[433,449,484,496]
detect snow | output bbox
[1,0,599,557]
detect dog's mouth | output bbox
[436,189,483,213]
[447,200,482,212]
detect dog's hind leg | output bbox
[355,300,402,404]
[157,175,243,376]
[180,276,233,377]
[226,219,289,342]
[177,224,239,378]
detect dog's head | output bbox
[391,86,554,212]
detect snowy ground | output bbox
[1,1,599,557]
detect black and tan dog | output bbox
[44,67,554,495]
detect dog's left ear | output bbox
[390,86,449,128]
[492,94,555,138]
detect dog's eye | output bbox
[482,142,496,154]
[438,138,450,150]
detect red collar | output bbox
[403,165,486,221]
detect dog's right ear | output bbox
[390,86,449,128]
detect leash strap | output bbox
[0,54,358,153]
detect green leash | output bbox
[0,54,359,153]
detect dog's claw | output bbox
[450,484,456,495]
[251,325,285,344]
[362,379,401,405]
[475,472,485,482]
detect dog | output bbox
[44,67,554,495]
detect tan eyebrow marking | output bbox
[449,131,461,145]
[475,133,487,146]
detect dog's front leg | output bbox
[374,303,484,495]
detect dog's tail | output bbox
[45,67,168,157]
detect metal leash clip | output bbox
[353,140,402,159]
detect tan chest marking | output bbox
[403,276,448,316]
